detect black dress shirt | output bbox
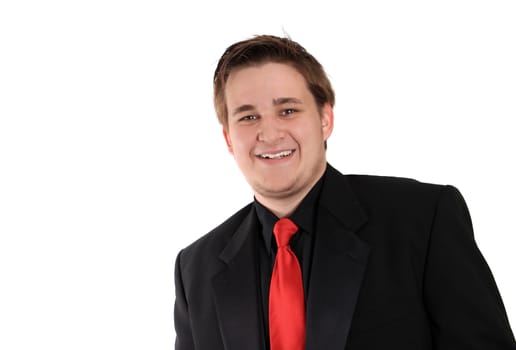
[254,171,326,348]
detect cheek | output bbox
[290,122,319,144]
[230,129,255,153]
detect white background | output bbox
[1,0,515,348]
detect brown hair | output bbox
[213,35,335,129]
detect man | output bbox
[174,35,515,350]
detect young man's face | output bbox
[223,62,333,206]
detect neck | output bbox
[254,166,326,218]
[255,193,306,218]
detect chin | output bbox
[253,180,300,199]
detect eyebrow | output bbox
[273,97,302,106]
[231,97,302,117]
[231,104,255,117]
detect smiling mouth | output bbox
[257,150,295,159]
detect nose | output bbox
[257,115,284,145]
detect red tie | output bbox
[269,218,305,350]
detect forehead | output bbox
[225,62,310,105]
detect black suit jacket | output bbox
[174,164,515,349]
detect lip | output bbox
[255,149,296,161]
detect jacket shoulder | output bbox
[346,174,446,198]
[177,203,254,267]
[343,174,455,218]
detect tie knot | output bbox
[273,218,298,247]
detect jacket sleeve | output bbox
[174,250,195,350]
[423,185,516,349]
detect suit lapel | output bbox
[211,208,265,350]
[306,164,371,350]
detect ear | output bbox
[320,103,334,141]
[222,128,234,154]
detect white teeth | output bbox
[259,150,293,159]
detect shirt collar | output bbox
[254,168,326,254]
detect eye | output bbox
[280,108,297,116]
[239,115,258,122]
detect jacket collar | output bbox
[211,208,266,350]
[305,163,370,350]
